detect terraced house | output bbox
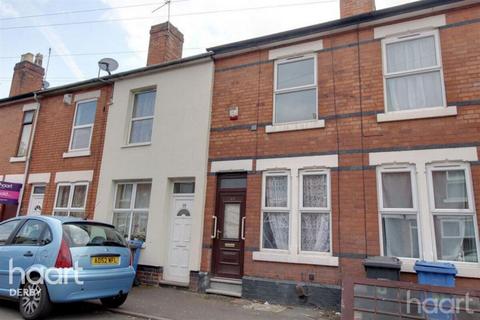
[0,22,214,291]
[200,0,480,308]
[0,53,111,222]
[1,0,480,312]
[94,23,214,288]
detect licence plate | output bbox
[91,256,120,265]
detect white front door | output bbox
[164,195,193,283]
[28,185,45,216]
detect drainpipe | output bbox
[16,91,41,217]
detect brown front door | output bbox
[0,204,17,222]
[212,175,247,279]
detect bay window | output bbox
[382,30,445,112]
[69,100,97,151]
[53,183,88,218]
[128,90,156,144]
[427,164,479,263]
[377,166,420,259]
[274,55,317,124]
[113,182,151,241]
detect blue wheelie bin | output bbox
[414,261,457,288]
[414,261,457,320]
[128,240,144,286]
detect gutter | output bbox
[16,91,41,216]
[0,53,213,107]
[207,0,471,56]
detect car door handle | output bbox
[24,251,34,257]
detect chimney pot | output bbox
[340,0,375,18]
[21,53,34,63]
[34,53,43,67]
[147,22,184,66]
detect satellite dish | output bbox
[42,80,50,89]
[98,57,119,76]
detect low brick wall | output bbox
[136,265,201,292]
[136,265,163,286]
[242,276,341,311]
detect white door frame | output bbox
[164,193,194,283]
[28,184,46,215]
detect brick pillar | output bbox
[147,22,184,66]
[340,0,375,18]
[9,53,45,97]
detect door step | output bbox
[206,277,242,297]
[159,279,189,287]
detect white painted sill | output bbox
[252,251,339,267]
[377,106,457,123]
[121,142,152,149]
[63,150,91,158]
[399,258,480,279]
[9,156,26,163]
[266,120,325,133]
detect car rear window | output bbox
[63,223,127,248]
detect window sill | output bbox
[252,251,339,267]
[10,156,26,163]
[376,106,457,123]
[63,150,91,158]
[399,258,480,278]
[265,120,325,133]
[121,142,152,149]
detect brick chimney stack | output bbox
[147,22,184,66]
[340,0,375,18]
[9,52,45,97]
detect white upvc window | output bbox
[261,171,290,251]
[299,170,331,254]
[427,163,479,263]
[16,110,35,157]
[382,30,446,112]
[69,99,97,151]
[112,182,152,241]
[377,165,421,259]
[53,182,88,218]
[261,169,333,255]
[128,90,156,145]
[273,54,317,124]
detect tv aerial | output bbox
[153,0,172,21]
[97,58,119,77]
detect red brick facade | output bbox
[0,85,112,221]
[0,101,28,220]
[202,3,480,292]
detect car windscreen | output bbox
[63,223,127,248]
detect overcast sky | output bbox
[0,0,416,98]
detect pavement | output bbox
[0,299,140,319]
[115,285,340,320]
[0,285,340,320]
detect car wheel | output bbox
[100,293,128,308]
[19,279,52,320]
